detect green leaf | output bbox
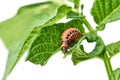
[91,0,120,25]
[106,41,120,58]
[19,4,72,58]
[0,2,58,48]
[22,4,72,54]
[71,38,89,65]
[67,11,80,19]
[17,1,52,14]
[72,33,105,65]
[1,2,66,80]
[26,19,83,66]
[113,68,120,80]
[42,5,71,27]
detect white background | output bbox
[0,0,120,80]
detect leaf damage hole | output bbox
[81,40,96,53]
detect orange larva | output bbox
[60,28,82,53]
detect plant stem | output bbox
[80,17,94,32]
[103,53,115,80]
[74,3,93,32]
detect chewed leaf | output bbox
[26,19,83,66]
[106,41,120,58]
[72,33,105,65]
[72,42,89,65]
[91,0,120,26]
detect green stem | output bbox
[74,4,93,32]
[80,17,94,32]
[103,53,115,80]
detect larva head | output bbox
[60,41,69,53]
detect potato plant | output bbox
[0,0,120,80]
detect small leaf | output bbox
[1,2,64,80]
[26,19,83,66]
[72,33,105,65]
[67,11,84,19]
[113,68,120,80]
[67,11,79,19]
[91,0,120,25]
[106,41,120,58]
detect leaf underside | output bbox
[26,19,83,66]
[91,0,120,25]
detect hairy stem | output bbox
[103,53,115,80]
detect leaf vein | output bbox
[30,43,59,52]
[100,4,120,25]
